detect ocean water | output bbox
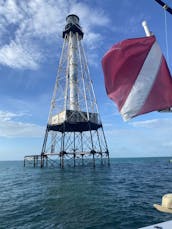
[1,158,172,229]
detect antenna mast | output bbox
[154,0,172,14]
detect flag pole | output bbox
[142,21,152,37]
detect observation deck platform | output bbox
[48,110,102,132]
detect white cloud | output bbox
[23,0,66,37]
[0,110,44,137]
[0,0,110,69]
[84,32,102,49]
[111,12,149,37]
[0,0,23,24]
[0,110,23,121]
[0,40,40,69]
[70,2,109,28]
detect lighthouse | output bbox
[24,15,110,168]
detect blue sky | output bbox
[0,0,172,160]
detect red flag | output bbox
[102,36,172,121]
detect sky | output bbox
[0,0,172,160]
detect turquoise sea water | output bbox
[1,158,172,229]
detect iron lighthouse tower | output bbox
[41,14,110,168]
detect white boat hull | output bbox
[139,220,172,229]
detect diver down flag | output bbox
[102,36,172,121]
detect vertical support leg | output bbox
[101,126,110,166]
[81,132,83,152]
[81,154,84,166]
[60,132,65,168]
[61,154,64,169]
[96,129,103,165]
[93,152,95,168]
[41,127,48,154]
[89,129,95,167]
[24,158,25,167]
[36,156,38,167]
[60,151,64,168]
[41,154,44,168]
[100,153,103,166]
[60,154,62,168]
[73,132,76,167]
[46,156,48,167]
[73,153,76,167]
[34,156,36,168]
[107,151,110,166]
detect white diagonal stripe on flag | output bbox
[120,41,162,121]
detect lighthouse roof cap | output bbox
[66,14,80,25]
[66,14,80,22]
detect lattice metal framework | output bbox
[40,14,110,168]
